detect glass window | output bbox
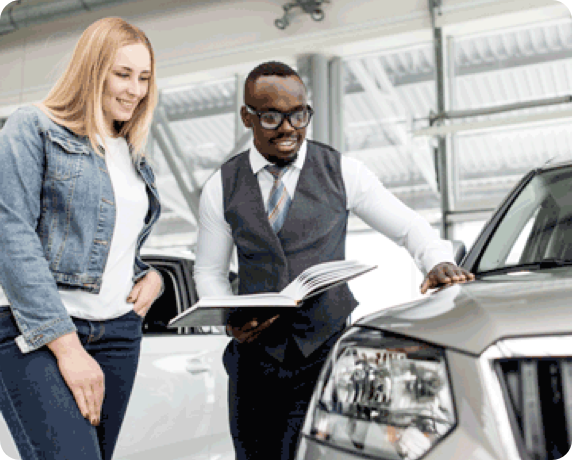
[453,121,572,210]
[450,18,572,211]
[148,77,238,248]
[477,165,572,273]
[342,45,440,215]
[452,19,572,113]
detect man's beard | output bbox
[269,153,298,168]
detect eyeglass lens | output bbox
[260,109,310,129]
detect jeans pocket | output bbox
[127,309,144,321]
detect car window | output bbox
[477,167,572,273]
[142,260,228,336]
[505,214,536,265]
[142,265,182,335]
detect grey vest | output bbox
[221,140,358,361]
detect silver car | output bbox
[0,249,234,460]
[296,160,572,460]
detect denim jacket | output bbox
[0,106,161,353]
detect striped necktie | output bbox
[265,164,292,233]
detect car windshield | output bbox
[476,165,572,274]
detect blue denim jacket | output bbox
[0,106,161,353]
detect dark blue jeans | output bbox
[224,327,345,460]
[0,306,143,460]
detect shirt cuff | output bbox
[421,242,456,276]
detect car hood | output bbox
[355,267,572,356]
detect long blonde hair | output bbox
[41,17,157,160]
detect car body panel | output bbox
[356,269,572,356]
[114,335,232,460]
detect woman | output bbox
[0,17,163,460]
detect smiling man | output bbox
[194,61,474,460]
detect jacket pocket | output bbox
[44,130,90,180]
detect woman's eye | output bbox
[117,73,129,78]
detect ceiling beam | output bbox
[163,104,235,122]
[344,45,572,93]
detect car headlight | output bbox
[301,327,456,459]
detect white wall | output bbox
[0,0,565,115]
[346,230,426,322]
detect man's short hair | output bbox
[244,61,305,95]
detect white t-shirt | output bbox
[0,136,149,320]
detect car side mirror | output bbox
[451,240,467,265]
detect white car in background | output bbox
[0,249,234,460]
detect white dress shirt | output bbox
[194,139,454,298]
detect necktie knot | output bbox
[266,164,288,181]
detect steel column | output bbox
[308,54,330,144]
[329,57,344,152]
[429,0,451,239]
[235,73,246,144]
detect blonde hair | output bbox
[41,17,157,160]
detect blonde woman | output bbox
[0,17,163,460]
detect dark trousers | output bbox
[0,306,143,460]
[224,328,344,460]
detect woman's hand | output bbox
[127,270,163,318]
[47,333,105,426]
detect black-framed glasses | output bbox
[245,105,314,130]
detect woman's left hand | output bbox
[127,270,163,318]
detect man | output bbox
[194,61,474,460]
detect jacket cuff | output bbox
[14,317,77,354]
[150,268,165,300]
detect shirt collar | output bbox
[249,139,307,174]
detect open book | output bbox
[168,260,377,328]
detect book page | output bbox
[197,293,297,307]
[280,260,376,300]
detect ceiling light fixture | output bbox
[275,0,330,30]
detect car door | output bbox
[113,256,233,460]
[0,413,17,460]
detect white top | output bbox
[0,136,148,320]
[194,139,455,299]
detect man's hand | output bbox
[127,270,163,318]
[227,315,280,344]
[420,262,475,294]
